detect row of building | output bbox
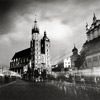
[10,13,100,75]
[53,14,100,71]
[52,44,79,71]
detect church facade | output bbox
[10,19,51,76]
[83,14,100,68]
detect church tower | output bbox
[30,18,41,70]
[72,45,78,55]
[41,31,51,72]
[70,45,79,69]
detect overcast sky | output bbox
[0,0,100,67]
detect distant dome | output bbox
[43,31,50,41]
[72,45,78,52]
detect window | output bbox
[42,44,43,47]
[23,58,25,62]
[93,56,98,61]
[88,58,91,63]
[68,62,70,64]
[68,65,70,67]
[20,59,22,63]
[27,58,28,62]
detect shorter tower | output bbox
[41,31,51,72]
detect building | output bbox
[70,45,79,69]
[10,18,51,76]
[83,14,100,68]
[52,57,71,72]
[10,48,31,75]
[64,57,71,69]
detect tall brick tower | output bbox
[30,19,41,71]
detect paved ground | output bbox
[0,79,100,100]
[0,79,76,100]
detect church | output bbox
[83,14,100,68]
[10,18,51,77]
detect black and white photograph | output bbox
[0,0,100,100]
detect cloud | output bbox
[0,0,100,66]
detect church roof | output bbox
[12,48,31,60]
[86,14,100,34]
[84,36,100,46]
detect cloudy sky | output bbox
[0,0,100,67]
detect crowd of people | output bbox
[22,68,47,82]
[34,68,47,82]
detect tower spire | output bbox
[44,30,46,36]
[74,44,75,48]
[32,15,39,34]
[72,44,78,52]
[34,14,37,23]
[86,22,89,31]
[34,14,37,28]
[93,13,97,23]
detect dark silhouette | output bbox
[75,49,86,70]
[41,69,47,81]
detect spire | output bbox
[33,14,38,29]
[74,44,75,48]
[32,15,39,34]
[72,44,78,52]
[43,30,50,41]
[44,30,47,37]
[34,14,37,23]
[93,13,97,23]
[86,22,89,31]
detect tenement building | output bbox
[10,19,51,75]
[83,14,100,68]
[64,57,71,69]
